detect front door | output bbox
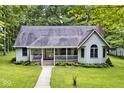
[44,48,54,60]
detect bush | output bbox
[106,58,114,67]
[55,62,66,66]
[55,62,79,66]
[14,61,22,65]
[21,61,30,66]
[73,75,77,87]
[11,57,16,63]
[13,60,30,66]
[55,62,109,68]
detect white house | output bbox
[14,25,110,66]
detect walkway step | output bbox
[34,66,54,88]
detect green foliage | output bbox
[72,73,77,87]
[0,21,4,26]
[106,57,114,67]
[11,57,16,63]
[56,62,80,66]
[55,61,110,68]
[0,5,124,49]
[11,57,30,66]
[14,61,22,65]
[14,61,30,66]
[21,61,30,66]
[67,5,124,47]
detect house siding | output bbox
[78,32,107,64]
[16,48,29,61]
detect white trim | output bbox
[41,48,43,66]
[78,30,110,48]
[13,46,28,48]
[78,31,94,48]
[54,48,55,66]
[29,48,31,62]
[14,46,78,48]
[28,46,78,48]
[66,48,68,62]
[95,30,111,47]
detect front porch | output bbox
[29,48,78,66]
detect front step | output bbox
[43,60,54,66]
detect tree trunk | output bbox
[3,39,6,55]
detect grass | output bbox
[51,56,124,88]
[0,52,41,88]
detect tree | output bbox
[0,5,124,54]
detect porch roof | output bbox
[14,26,96,48]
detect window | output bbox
[81,48,84,58]
[22,48,27,56]
[90,45,98,58]
[103,48,106,57]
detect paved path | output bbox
[35,66,54,88]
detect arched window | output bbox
[90,44,98,58]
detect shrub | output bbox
[55,62,79,66]
[55,61,110,68]
[106,58,114,67]
[11,57,16,63]
[21,61,30,66]
[14,61,21,65]
[73,63,80,67]
[72,72,78,87]
[13,61,30,66]
[73,75,77,87]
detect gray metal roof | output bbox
[14,26,96,48]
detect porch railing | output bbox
[31,55,42,61]
[55,55,78,61]
[30,54,78,61]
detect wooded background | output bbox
[0,5,124,55]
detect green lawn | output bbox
[51,56,124,88]
[0,52,41,88]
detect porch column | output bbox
[41,48,43,66]
[66,48,68,62]
[54,48,55,66]
[29,48,31,62]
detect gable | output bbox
[78,30,110,48]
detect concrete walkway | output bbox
[35,66,54,88]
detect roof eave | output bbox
[13,46,78,48]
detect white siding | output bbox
[16,48,29,61]
[78,32,107,64]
